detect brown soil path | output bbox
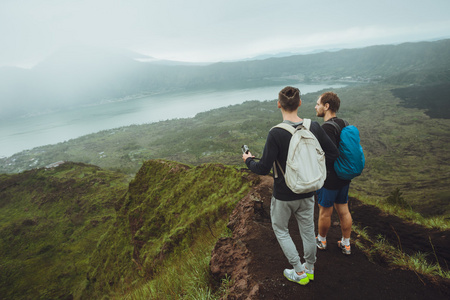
[210,175,450,299]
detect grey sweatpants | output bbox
[270,195,317,273]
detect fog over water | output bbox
[0,83,344,157]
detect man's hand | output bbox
[242,151,254,162]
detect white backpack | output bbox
[273,119,326,194]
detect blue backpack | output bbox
[325,119,365,180]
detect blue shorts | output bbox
[317,185,350,208]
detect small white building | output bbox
[45,161,65,169]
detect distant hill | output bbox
[1,39,449,118]
[392,82,450,119]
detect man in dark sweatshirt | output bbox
[314,91,353,255]
[242,86,338,285]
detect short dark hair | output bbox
[279,86,300,112]
[319,92,340,112]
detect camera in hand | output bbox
[241,145,249,154]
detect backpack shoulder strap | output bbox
[302,118,311,130]
[273,119,311,133]
[324,119,342,135]
[272,122,296,135]
[272,122,294,179]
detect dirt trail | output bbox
[210,175,450,299]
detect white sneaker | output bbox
[283,269,310,285]
[302,263,314,281]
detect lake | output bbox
[0,83,345,157]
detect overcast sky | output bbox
[1,0,450,67]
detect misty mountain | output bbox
[1,39,450,119]
[32,47,143,100]
[238,48,343,61]
[0,47,151,117]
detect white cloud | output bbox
[1,0,449,66]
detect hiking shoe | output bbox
[303,263,314,281]
[283,269,310,285]
[338,240,351,255]
[316,237,327,250]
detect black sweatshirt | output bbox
[322,117,352,190]
[245,120,339,201]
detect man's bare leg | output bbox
[318,205,334,237]
[334,203,352,239]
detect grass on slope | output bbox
[79,160,258,299]
[0,162,131,300]
[354,225,450,280]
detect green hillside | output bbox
[392,82,450,119]
[0,163,131,299]
[0,160,257,299]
